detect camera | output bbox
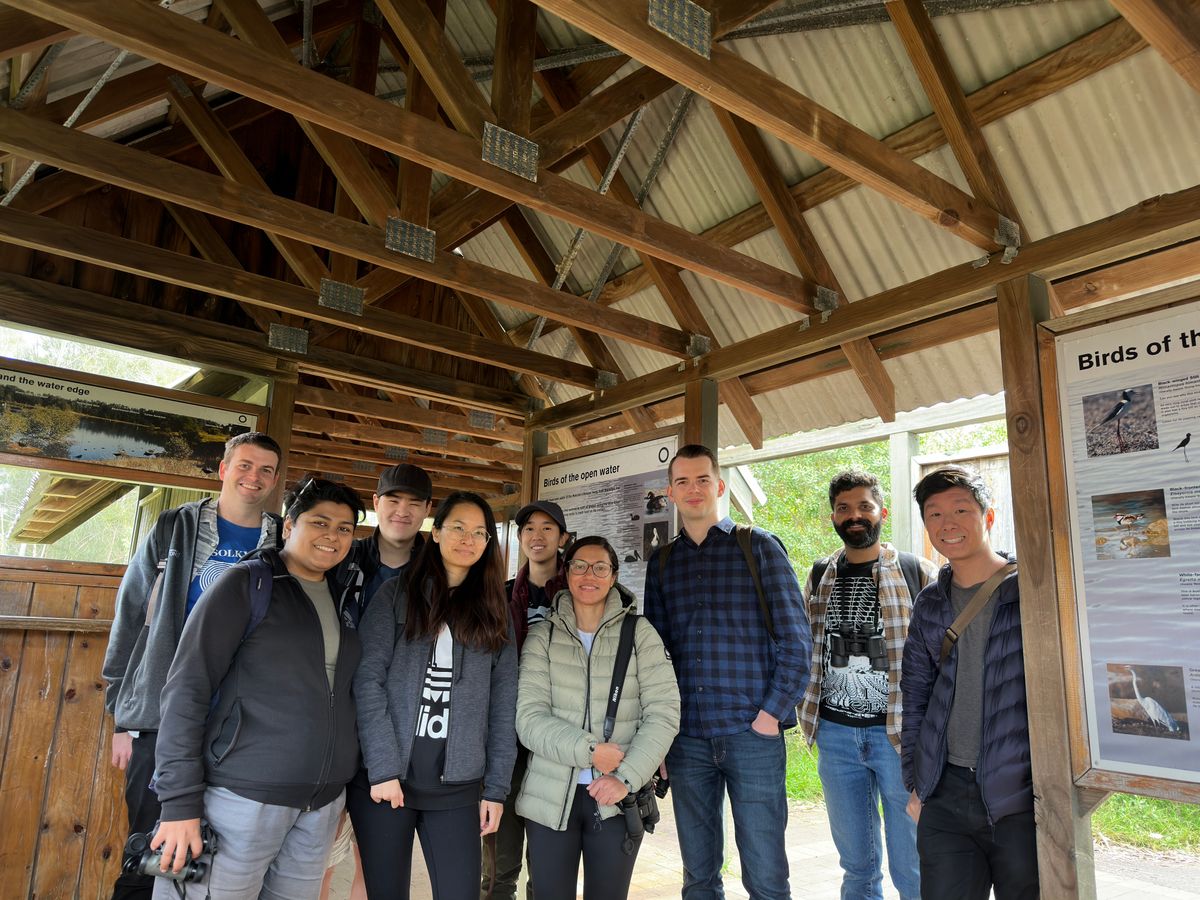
[828,627,888,671]
[124,821,218,883]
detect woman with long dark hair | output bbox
[150,475,365,899]
[351,491,517,899]
[516,536,680,900]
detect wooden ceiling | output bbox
[0,0,1197,507]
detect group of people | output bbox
[102,434,1037,900]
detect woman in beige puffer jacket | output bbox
[515,536,680,899]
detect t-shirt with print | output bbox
[186,517,261,617]
[405,625,479,809]
[527,581,551,628]
[818,557,887,728]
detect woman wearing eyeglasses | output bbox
[352,491,517,900]
[515,536,680,899]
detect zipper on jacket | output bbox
[294,571,339,812]
[439,637,456,785]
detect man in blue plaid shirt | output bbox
[645,444,811,899]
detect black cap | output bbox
[515,500,567,533]
[376,463,433,501]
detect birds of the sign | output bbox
[1172,433,1191,463]
[1126,666,1181,733]
[1089,389,1136,451]
[1112,513,1144,529]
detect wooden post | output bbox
[519,424,548,510]
[265,366,296,514]
[683,378,718,451]
[996,273,1096,899]
[888,430,918,552]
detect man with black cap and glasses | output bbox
[322,462,434,900]
[480,499,571,900]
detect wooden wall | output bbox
[0,557,126,899]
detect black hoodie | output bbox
[155,550,361,820]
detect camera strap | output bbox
[939,563,1016,664]
[603,613,639,742]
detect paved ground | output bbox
[331,797,1200,898]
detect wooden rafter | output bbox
[886,0,1023,228]
[0,108,691,357]
[1111,0,1200,93]
[491,0,539,133]
[0,9,72,62]
[216,0,399,229]
[5,0,814,313]
[290,435,518,480]
[530,0,1004,251]
[0,205,600,387]
[713,107,896,422]
[166,78,331,291]
[397,0,446,229]
[293,413,522,465]
[295,385,525,443]
[582,18,1146,312]
[530,183,1200,430]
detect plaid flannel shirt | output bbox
[797,542,937,750]
[644,518,811,740]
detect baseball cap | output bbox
[515,500,567,533]
[376,463,433,501]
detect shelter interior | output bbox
[0,0,1198,895]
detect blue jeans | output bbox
[666,729,789,900]
[815,721,920,900]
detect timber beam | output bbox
[530,184,1200,430]
[1111,0,1200,94]
[292,413,523,465]
[530,0,1004,251]
[0,205,601,388]
[289,436,519,481]
[0,113,690,358]
[4,0,813,312]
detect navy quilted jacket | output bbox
[900,554,1033,824]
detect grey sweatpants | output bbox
[151,786,344,900]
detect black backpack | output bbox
[808,552,925,602]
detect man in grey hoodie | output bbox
[102,432,282,900]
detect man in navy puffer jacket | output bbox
[900,465,1037,900]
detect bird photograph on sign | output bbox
[1083,383,1159,457]
[1107,663,1189,741]
[1090,489,1170,561]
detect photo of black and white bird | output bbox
[1083,383,1159,458]
[1107,663,1189,740]
[1171,432,1191,463]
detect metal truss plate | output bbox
[351,459,375,473]
[648,0,712,58]
[468,410,496,430]
[321,472,345,482]
[995,215,1021,264]
[422,428,448,447]
[687,334,712,358]
[595,370,620,389]
[384,217,437,263]
[385,446,409,461]
[814,285,840,312]
[267,323,309,354]
[481,122,540,182]
[318,278,365,316]
[503,482,520,495]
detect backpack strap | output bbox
[808,559,829,596]
[734,524,774,641]
[142,506,180,628]
[603,613,639,742]
[241,557,274,643]
[897,551,923,601]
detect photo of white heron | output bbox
[1107,663,1189,741]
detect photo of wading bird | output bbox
[1126,666,1182,734]
[1112,513,1145,529]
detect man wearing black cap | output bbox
[481,500,570,900]
[334,462,434,627]
[323,463,433,900]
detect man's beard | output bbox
[834,517,882,549]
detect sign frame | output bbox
[1038,288,1200,803]
[0,355,268,492]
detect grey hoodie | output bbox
[102,499,279,732]
[354,576,518,802]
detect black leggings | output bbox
[525,785,641,900]
[346,771,481,900]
